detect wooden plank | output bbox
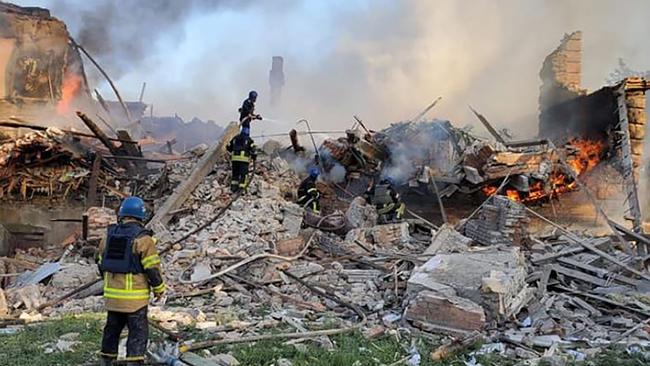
[609,219,650,256]
[0,120,133,144]
[555,285,650,317]
[531,237,610,264]
[537,266,552,298]
[552,264,609,287]
[557,257,639,287]
[115,130,143,157]
[76,112,121,157]
[524,207,650,281]
[469,106,507,145]
[87,153,102,208]
[491,151,545,166]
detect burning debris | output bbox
[0,128,115,201]
[1,3,650,365]
[0,2,90,122]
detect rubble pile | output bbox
[0,144,650,365]
[0,128,121,201]
[463,195,530,246]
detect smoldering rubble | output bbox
[2,5,650,366]
[1,116,650,364]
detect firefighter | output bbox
[226,127,257,193]
[239,90,262,128]
[365,177,405,224]
[297,166,321,215]
[97,197,165,366]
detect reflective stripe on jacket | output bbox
[231,151,251,163]
[97,220,165,313]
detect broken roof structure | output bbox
[1,3,650,364]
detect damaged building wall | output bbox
[538,32,649,227]
[538,31,648,162]
[538,31,586,117]
[539,31,611,142]
[0,203,83,249]
[0,2,88,120]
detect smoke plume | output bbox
[14,0,650,137]
[46,0,249,81]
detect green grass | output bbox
[0,315,648,366]
[0,314,104,366]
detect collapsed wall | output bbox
[538,31,587,114]
[538,32,649,227]
[0,2,88,121]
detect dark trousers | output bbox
[298,197,321,215]
[101,306,149,363]
[240,118,251,129]
[231,161,249,192]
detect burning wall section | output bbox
[0,2,89,121]
[538,31,649,226]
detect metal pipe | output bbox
[297,119,325,168]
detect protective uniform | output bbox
[97,198,165,366]
[365,179,405,224]
[297,173,321,215]
[238,91,261,128]
[226,130,257,193]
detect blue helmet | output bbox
[249,90,258,100]
[309,166,320,178]
[382,177,395,186]
[241,127,250,136]
[118,196,147,220]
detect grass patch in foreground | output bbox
[206,333,650,366]
[0,313,104,366]
[209,331,453,366]
[1,316,649,366]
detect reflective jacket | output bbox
[367,183,399,215]
[227,134,257,163]
[97,219,165,313]
[297,176,321,214]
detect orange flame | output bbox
[481,139,604,203]
[566,138,604,175]
[57,73,82,115]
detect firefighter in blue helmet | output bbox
[226,127,257,193]
[97,197,165,366]
[297,166,321,215]
[365,177,405,224]
[238,90,262,129]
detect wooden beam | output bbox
[557,257,639,287]
[469,106,507,145]
[87,153,102,208]
[525,206,650,281]
[531,237,611,264]
[553,264,610,287]
[1,120,133,144]
[71,38,133,124]
[76,112,122,157]
[609,219,650,255]
[555,285,650,317]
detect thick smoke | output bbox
[382,120,456,184]
[46,0,249,82]
[14,0,650,136]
